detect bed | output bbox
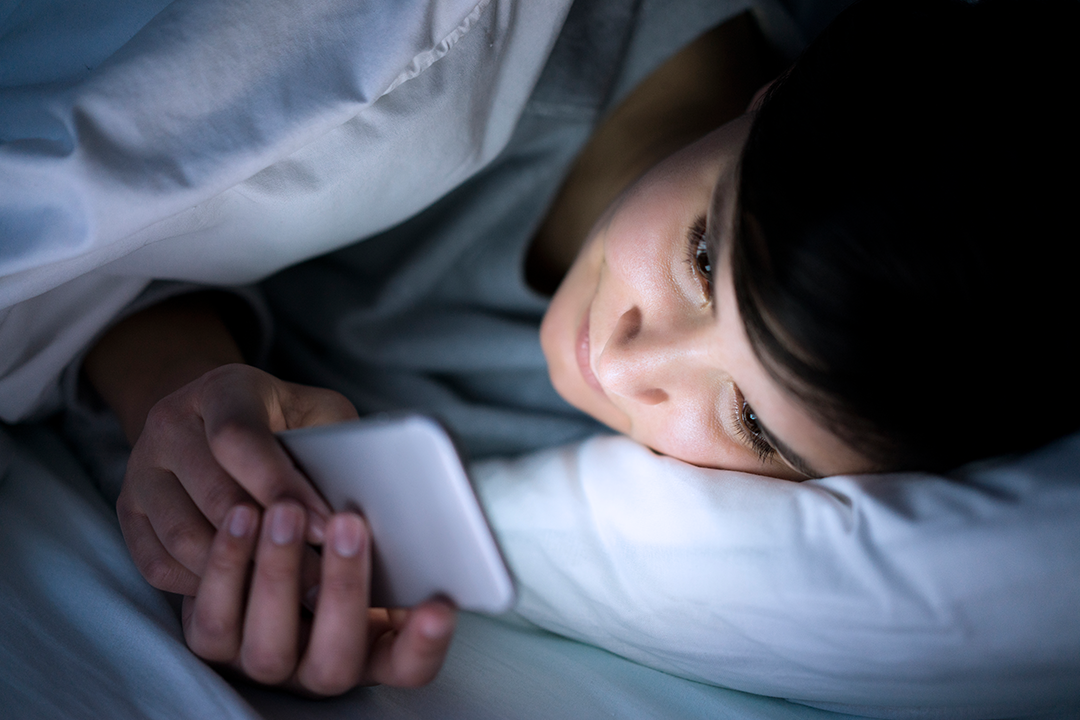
[3,1,1079,718]
[4,422,1080,719]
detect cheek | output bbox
[540,232,619,420]
[622,377,727,467]
[640,412,723,465]
[539,279,582,398]
[541,231,603,354]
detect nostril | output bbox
[596,306,671,405]
[615,306,642,344]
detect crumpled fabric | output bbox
[0,0,572,420]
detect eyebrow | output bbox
[755,420,821,479]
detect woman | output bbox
[550,0,1080,477]
[11,0,1078,707]
[83,2,791,694]
[79,0,1075,699]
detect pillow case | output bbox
[472,433,1080,718]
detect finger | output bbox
[280,382,359,429]
[130,464,219,577]
[116,488,201,595]
[145,386,324,585]
[366,599,457,688]
[198,369,332,543]
[295,513,371,695]
[184,505,259,662]
[240,502,306,685]
[139,393,258,530]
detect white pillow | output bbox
[472,433,1080,718]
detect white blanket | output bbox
[0,0,572,420]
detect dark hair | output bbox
[734,0,1079,472]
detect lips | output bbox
[576,308,604,394]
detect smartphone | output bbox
[277,414,515,614]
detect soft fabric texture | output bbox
[473,434,1080,718]
[5,423,1079,720]
[0,422,867,720]
[0,0,575,420]
[258,0,764,460]
[0,0,820,421]
[254,4,1080,711]
[5,0,1079,718]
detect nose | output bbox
[594,306,709,406]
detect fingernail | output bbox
[332,514,364,558]
[420,614,452,640]
[269,504,301,545]
[308,515,326,544]
[228,505,254,538]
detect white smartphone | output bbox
[277,415,515,614]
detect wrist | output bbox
[84,293,246,444]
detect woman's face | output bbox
[541,115,874,480]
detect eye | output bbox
[685,215,712,293]
[741,402,763,439]
[734,398,775,463]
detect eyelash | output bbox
[731,395,776,464]
[685,217,774,465]
[684,215,712,295]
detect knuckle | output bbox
[199,364,234,385]
[207,422,283,485]
[161,522,208,564]
[192,611,232,644]
[139,554,187,592]
[142,397,184,435]
[255,557,300,586]
[194,365,248,400]
[138,555,172,587]
[138,399,196,457]
[300,664,358,697]
[323,390,359,419]
[317,572,365,601]
[201,481,248,520]
[242,647,295,685]
[207,417,254,450]
[186,618,235,663]
[205,544,245,575]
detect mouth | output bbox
[576,308,604,395]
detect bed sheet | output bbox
[5,423,1079,720]
[0,422,860,720]
[241,613,845,720]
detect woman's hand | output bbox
[184,503,456,694]
[116,363,358,596]
[83,294,456,692]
